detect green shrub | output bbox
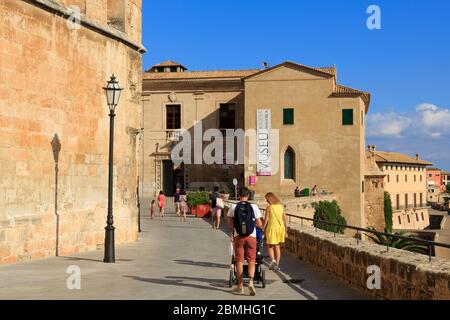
[313,201,347,234]
[384,192,393,234]
[446,183,450,194]
[187,192,210,208]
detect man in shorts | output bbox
[227,187,262,296]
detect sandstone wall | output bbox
[0,0,143,264]
[365,176,385,231]
[284,224,450,300]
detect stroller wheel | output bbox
[262,270,266,288]
[229,270,234,288]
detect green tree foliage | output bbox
[446,183,450,194]
[313,201,347,234]
[384,192,393,234]
[366,230,428,255]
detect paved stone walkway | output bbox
[0,212,371,300]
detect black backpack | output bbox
[233,202,256,236]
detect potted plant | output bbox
[187,192,211,218]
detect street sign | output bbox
[233,178,238,186]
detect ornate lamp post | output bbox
[103,75,122,263]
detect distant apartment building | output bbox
[427,168,445,192]
[427,185,442,203]
[141,60,372,228]
[374,150,432,230]
[442,171,450,189]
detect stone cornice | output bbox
[23,0,147,54]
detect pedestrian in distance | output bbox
[227,187,263,296]
[210,186,224,229]
[180,190,189,223]
[174,188,181,216]
[262,193,287,272]
[150,199,155,219]
[157,191,165,221]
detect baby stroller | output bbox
[228,227,266,288]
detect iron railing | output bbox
[225,200,450,262]
[283,213,450,263]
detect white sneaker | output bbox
[269,260,278,270]
[248,281,256,296]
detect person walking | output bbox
[210,186,223,229]
[150,200,155,219]
[157,191,165,221]
[227,187,263,296]
[180,190,189,222]
[262,193,287,271]
[174,188,181,217]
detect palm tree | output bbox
[366,229,428,255]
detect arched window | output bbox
[284,147,295,180]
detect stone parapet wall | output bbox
[284,223,450,300]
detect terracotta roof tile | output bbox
[143,69,261,80]
[152,60,184,67]
[374,151,432,166]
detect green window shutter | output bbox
[283,108,294,125]
[342,109,354,125]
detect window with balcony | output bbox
[166,105,181,130]
[219,104,236,129]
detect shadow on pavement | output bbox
[123,275,231,294]
[174,260,229,269]
[62,257,133,263]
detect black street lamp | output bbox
[103,74,122,263]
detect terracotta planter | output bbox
[192,204,211,218]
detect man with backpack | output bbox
[227,187,263,296]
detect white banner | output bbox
[256,109,272,176]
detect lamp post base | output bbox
[103,225,116,263]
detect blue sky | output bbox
[142,0,450,170]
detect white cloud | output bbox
[366,102,450,170]
[367,103,450,139]
[416,103,450,136]
[366,112,412,138]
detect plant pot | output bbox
[194,204,211,218]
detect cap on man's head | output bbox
[239,187,250,198]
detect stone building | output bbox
[364,147,386,231]
[142,60,372,228]
[0,0,145,264]
[373,150,432,230]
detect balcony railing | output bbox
[166,130,185,142]
[393,204,430,211]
